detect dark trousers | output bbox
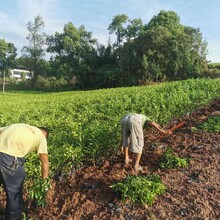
[0,152,26,220]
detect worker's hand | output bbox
[166,130,172,135]
[50,178,56,189]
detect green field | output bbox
[0,78,219,179]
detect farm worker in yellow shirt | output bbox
[120,114,171,172]
[0,123,49,220]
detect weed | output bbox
[198,116,220,132]
[28,177,51,208]
[159,147,189,169]
[110,175,166,205]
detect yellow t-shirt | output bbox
[0,124,48,158]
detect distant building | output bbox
[9,68,32,80]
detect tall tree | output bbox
[135,10,207,82]
[22,14,46,84]
[95,43,119,88]
[126,18,143,41]
[47,22,98,89]
[0,39,16,92]
[108,15,145,86]
[108,14,129,60]
[0,39,17,73]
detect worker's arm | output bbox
[148,121,171,135]
[39,153,49,179]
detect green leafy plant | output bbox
[110,175,166,205]
[22,212,35,220]
[198,116,220,132]
[28,177,51,208]
[190,126,198,132]
[0,78,219,197]
[159,147,189,169]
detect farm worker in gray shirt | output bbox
[120,114,171,172]
[0,123,49,220]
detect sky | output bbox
[0,0,219,62]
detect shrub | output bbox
[28,177,51,208]
[198,116,220,132]
[110,175,166,205]
[159,147,189,169]
[35,76,68,91]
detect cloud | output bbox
[0,0,66,55]
[0,12,27,38]
[207,40,220,63]
[0,0,219,62]
[0,11,27,54]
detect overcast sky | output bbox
[0,0,219,62]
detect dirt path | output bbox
[1,98,220,220]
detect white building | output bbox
[9,68,32,80]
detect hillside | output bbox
[15,97,219,220]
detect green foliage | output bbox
[22,14,46,84]
[46,22,97,89]
[28,177,51,208]
[20,71,27,80]
[108,14,129,43]
[0,39,17,71]
[44,10,209,89]
[0,78,219,203]
[146,10,181,31]
[1,10,210,90]
[159,147,189,169]
[22,212,35,220]
[35,76,68,91]
[133,10,207,83]
[198,116,220,132]
[25,153,42,178]
[208,63,220,69]
[110,175,166,205]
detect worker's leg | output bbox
[129,115,144,172]
[0,153,25,220]
[124,147,131,165]
[5,188,23,220]
[134,153,142,172]
[120,116,131,164]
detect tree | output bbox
[45,10,208,90]
[146,10,181,33]
[0,39,17,71]
[0,39,17,92]
[135,10,208,81]
[126,18,143,41]
[108,15,145,86]
[108,14,129,60]
[94,42,120,88]
[22,14,46,84]
[47,22,98,89]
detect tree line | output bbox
[0,10,210,90]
